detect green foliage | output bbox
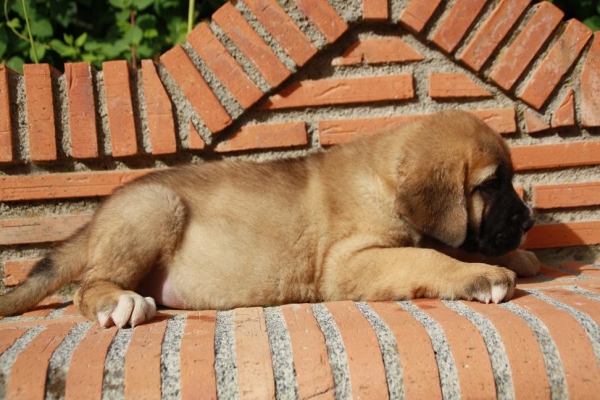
[1,1,598,74]
[1,0,228,73]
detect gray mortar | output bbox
[389,0,410,24]
[235,0,298,73]
[500,302,568,400]
[45,322,91,400]
[154,63,213,148]
[565,284,600,302]
[397,300,461,400]
[161,314,186,399]
[528,290,600,365]
[12,72,29,162]
[182,42,244,120]
[328,0,362,25]
[210,22,272,94]
[0,198,99,219]
[263,306,298,400]
[93,71,113,157]
[0,325,44,399]
[356,302,403,400]
[310,303,352,400]
[129,68,151,156]
[276,0,329,50]
[214,310,239,400]
[443,301,515,400]
[54,73,71,159]
[102,327,133,399]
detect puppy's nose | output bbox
[521,219,534,233]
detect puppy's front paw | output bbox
[97,292,157,328]
[464,266,517,304]
[501,249,540,277]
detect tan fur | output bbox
[0,110,539,327]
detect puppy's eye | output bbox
[477,178,499,191]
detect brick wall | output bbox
[1,0,600,289]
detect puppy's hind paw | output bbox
[97,293,157,328]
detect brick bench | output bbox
[1,264,600,398]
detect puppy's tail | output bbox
[0,226,89,316]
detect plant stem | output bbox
[187,0,196,33]
[21,0,38,63]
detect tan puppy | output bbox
[0,110,539,327]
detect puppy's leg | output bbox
[325,247,516,304]
[76,184,187,327]
[435,246,540,277]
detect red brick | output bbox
[464,301,551,399]
[560,262,600,278]
[542,287,600,323]
[241,0,318,67]
[233,307,276,399]
[180,311,218,399]
[160,46,232,134]
[399,0,442,33]
[23,64,58,162]
[140,60,177,155]
[428,73,492,99]
[326,302,388,399]
[318,108,515,145]
[469,108,517,134]
[551,89,575,127]
[215,121,307,153]
[415,299,496,399]
[188,121,206,150]
[4,257,41,286]
[6,323,75,399]
[21,297,64,318]
[580,32,600,127]
[489,2,564,91]
[65,325,118,400]
[64,62,99,159]
[0,169,152,202]
[262,74,414,110]
[212,2,290,88]
[430,0,487,54]
[511,295,600,398]
[281,304,335,400]
[0,214,92,246]
[511,141,600,171]
[0,65,14,162]
[124,318,168,399]
[187,23,263,110]
[523,221,600,249]
[0,327,28,354]
[518,19,592,109]
[533,181,600,209]
[332,38,424,66]
[363,0,388,21]
[458,0,531,72]
[369,301,442,400]
[102,61,138,157]
[293,0,348,43]
[523,110,550,134]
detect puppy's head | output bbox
[395,110,533,257]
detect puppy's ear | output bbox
[396,160,467,248]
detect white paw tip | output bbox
[492,285,507,304]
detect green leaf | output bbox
[64,33,74,46]
[75,32,88,47]
[0,28,7,59]
[49,39,77,57]
[124,25,143,45]
[132,0,154,11]
[6,56,25,74]
[136,14,157,29]
[30,18,53,39]
[6,18,22,30]
[109,0,127,9]
[583,15,600,31]
[30,43,46,60]
[143,28,158,39]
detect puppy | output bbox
[0,110,539,327]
